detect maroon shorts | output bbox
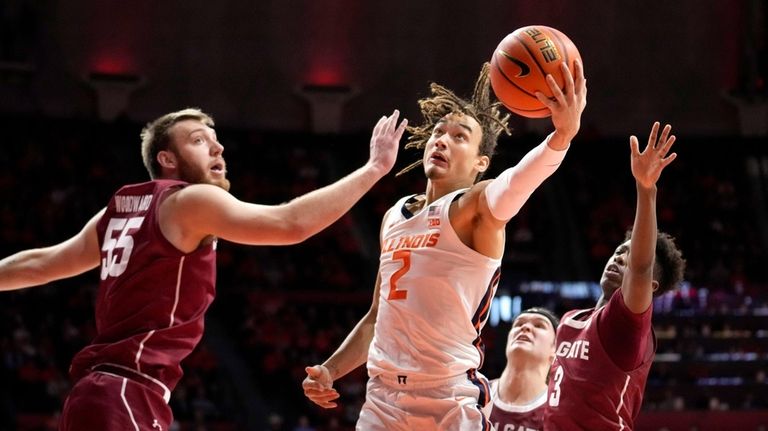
[59,371,172,431]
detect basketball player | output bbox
[543,122,686,430]
[0,107,407,430]
[483,308,558,431]
[303,59,586,430]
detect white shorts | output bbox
[356,371,492,431]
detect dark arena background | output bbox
[1,1,767,430]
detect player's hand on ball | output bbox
[303,365,340,408]
[536,59,587,141]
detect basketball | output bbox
[489,25,581,118]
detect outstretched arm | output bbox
[598,122,677,371]
[0,209,104,291]
[623,122,677,313]
[482,60,587,224]
[163,111,407,249]
[303,273,382,408]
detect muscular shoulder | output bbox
[158,184,236,248]
[170,183,229,201]
[162,183,237,215]
[451,180,504,231]
[451,181,489,216]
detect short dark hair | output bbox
[397,62,511,182]
[624,230,686,296]
[516,307,560,333]
[140,108,215,179]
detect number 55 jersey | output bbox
[70,180,217,394]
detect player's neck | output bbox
[424,178,471,205]
[499,364,548,405]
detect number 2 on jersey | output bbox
[100,217,145,280]
[387,250,411,300]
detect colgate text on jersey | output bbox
[555,339,590,360]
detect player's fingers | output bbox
[305,392,339,409]
[317,401,338,409]
[657,124,672,150]
[304,388,339,399]
[305,366,322,378]
[547,75,566,105]
[647,122,660,150]
[302,379,325,390]
[573,59,585,84]
[561,62,575,99]
[307,396,339,408]
[629,135,640,155]
[534,91,554,109]
[659,134,676,156]
[394,118,408,139]
[661,152,678,167]
[576,64,587,104]
[373,115,387,136]
[386,109,400,133]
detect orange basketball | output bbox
[489,25,581,118]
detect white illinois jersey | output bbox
[367,188,502,381]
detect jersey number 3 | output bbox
[387,250,411,300]
[548,365,564,407]
[100,217,145,280]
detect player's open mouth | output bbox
[430,153,447,165]
[605,263,621,276]
[515,334,532,343]
[210,162,226,174]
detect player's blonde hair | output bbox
[140,108,215,179]
[397,62,511,182]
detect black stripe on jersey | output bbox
[471,267,501,329]
[470,267,501,368]
[467,369,492,420]
[473,335,487,369]
[400,194,421,219]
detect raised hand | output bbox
[535,59,587,141]
[302,365,340,409]
[368,109,408,176]
[630,122,677,189]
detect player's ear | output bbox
[651,280,660,293]
[157,150,177,170]
[475,154,490,173]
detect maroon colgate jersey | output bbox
[70,180,217,391]
[544,303,655,431]
[488,379,546,431]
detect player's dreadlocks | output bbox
[396,62,511,182]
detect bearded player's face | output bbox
[167,120,230,191]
